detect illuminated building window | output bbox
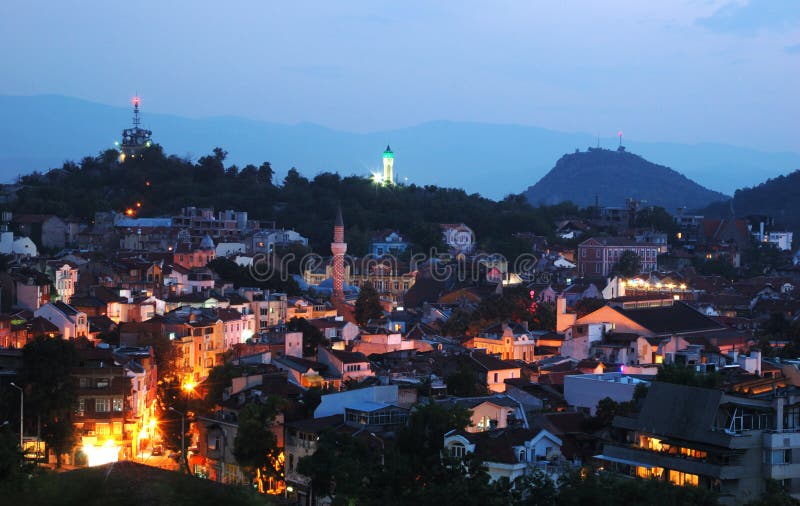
[679,447,707,459]
[668,470,698,486]
[95,399,111,412]
[76,398,85,416]
[96,423,110,436]
[639,435,664,451]
[113,422,123,435]
[636,466,664,479]
[112,398,124,412]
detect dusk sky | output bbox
[2,0,798,153]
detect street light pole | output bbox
[10,383,23,451]
[369,432,384,467]
[169,407,185,472]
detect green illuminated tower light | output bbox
[382,145,394,185]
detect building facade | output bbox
[577,237,659,276]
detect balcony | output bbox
[763,431,800,449]
[601,443,745,480]
[764,462,800,480]
[285,435,316,451]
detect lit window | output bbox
[449,443,465,458]
[95,399,111,412]
[113,398,124,412]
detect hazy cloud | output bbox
[786,43,800,53]
[697,0,800,35]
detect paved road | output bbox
[134,451,180,471]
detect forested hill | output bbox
[702,170,800,232]
[0,145,574,257]
[523,147,729,210]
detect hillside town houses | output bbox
[1,196,800,505]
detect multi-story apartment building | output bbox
[597,379,800,504]
[577,237,660,277]
[218,307,258,350]
[172,207,248,242]
[13,270,51,311]
[71,346,157,467]
[161,307,225,383]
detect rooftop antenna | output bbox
[617,130,623,148]
[596,135,600,149]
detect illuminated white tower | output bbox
[382,145,394,185]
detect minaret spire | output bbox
[331,206,347,303]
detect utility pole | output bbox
[169,407,186,472]
[10,383,23,451]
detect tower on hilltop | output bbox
[118,96,153,162]
[331,206,347,303]
[382,145,394,185]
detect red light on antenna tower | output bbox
[617,131,623,138]
[132,96,141,107]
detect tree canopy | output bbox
[6,144,575,258]
[354,283,384,325]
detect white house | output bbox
[317,347,374,383]
[438,395,529,433]
[51,262,79,303]
[0,231,38,256]
[444,427,567,484]
[215,242,247,258]
[34,301,89,339]
[308,318,360,344]
[250,229,308,255]
[553,255,576,269]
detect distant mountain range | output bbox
[702,170,800,232]
[0,94,798,200]
[523,148,729,210]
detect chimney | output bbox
[555,296,577,333]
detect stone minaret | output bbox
[331,206,347,302]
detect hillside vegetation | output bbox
[524,147,728,210]
[3,145,574,257]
